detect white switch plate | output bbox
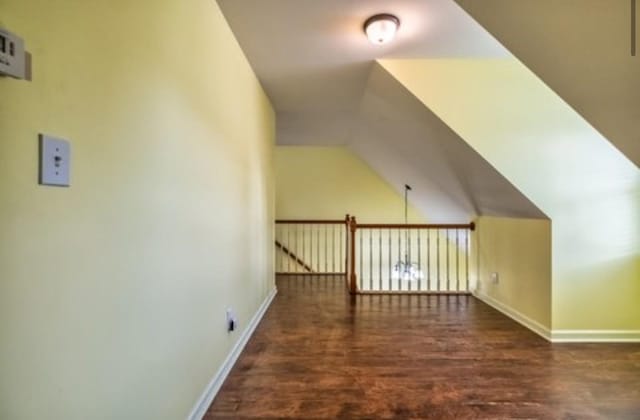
[39,134,70,187]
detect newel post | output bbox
[348,216,357,294]
[344,214,350,288]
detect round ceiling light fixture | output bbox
[364,13,400,45]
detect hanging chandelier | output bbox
[391,184,424,282]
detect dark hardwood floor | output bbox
[206,275,640,419]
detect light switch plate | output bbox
[39,134,70,187]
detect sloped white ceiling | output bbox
[216,0,506,145]
[216,0,546,221]
[351,63,546,222]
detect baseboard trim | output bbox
[187,287,277,420]
[472,291,640,343]
[550,329,640,343]
[472,290,552,341]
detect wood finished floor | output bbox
[206,275,640,419]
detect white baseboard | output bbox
[551,329,640,343]
[473,291,640,343]
[472,290,552,341]
[187,287,277,420]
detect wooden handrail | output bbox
[275,220,473,229]
[357,222,475,231]
[275,219,347,224]
[275,240,314,273]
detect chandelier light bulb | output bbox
[364,14,400,45]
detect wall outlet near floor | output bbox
[226,308,237,333]
[490,272,499,285]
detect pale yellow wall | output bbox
[472,216,552,330]
[0,1,274,419]
[381,59,640,331]
[276,146,424,223]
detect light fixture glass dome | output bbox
[364,14,400,45]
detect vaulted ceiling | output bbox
[217,0,506,145]
[216,0,637,222]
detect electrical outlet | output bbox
[490,272,499,285]
[226,308,237,333]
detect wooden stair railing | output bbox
[347,216,475,295]
[275,216,475,295]
[275,215,350,281]
[275,240,314,273]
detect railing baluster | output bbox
[418,229,422,291]
[316,225,320,273]
[340,223,344,273]
[302,224,306,272]
[332,224,336,273]
[446,229,450,292]
[359,230,363,290]
[324,224,328,273]
[427,229,431,291]
[397,228,401,291]
[388,228,391,291]
[408,229,412,292]
[456,229,460,292]
[281,224,285,273]
[437,229,441,291]
[281,225,285,272]
[287,224,291,273]
[295,225,305,273]
[310,224,314,272]
[369,229,373,290]
[378,229,382,291]
[465,229,470,292]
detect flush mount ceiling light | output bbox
[364,13,400,45]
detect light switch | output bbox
[39,134,70,187]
